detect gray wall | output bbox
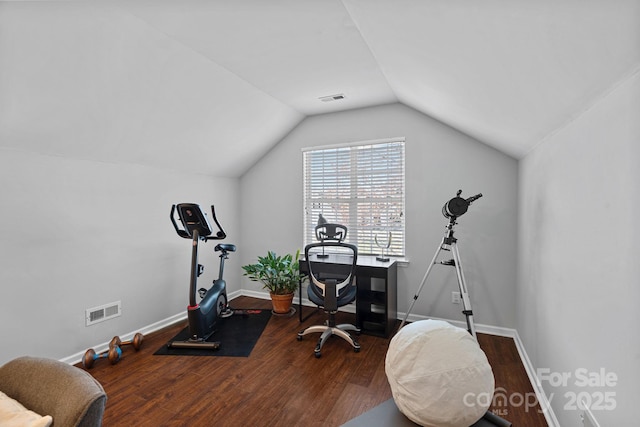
[518,70,640,425]
[0,148,240,365]
[239,103,519,329]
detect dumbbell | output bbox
[82,332,143,369]
[110,332,144,352]
[82,346,122,369]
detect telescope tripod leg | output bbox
[451,242,477,339]
[399,238,445,329]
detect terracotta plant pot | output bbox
[270,292,294,314]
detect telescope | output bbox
[401,189,483,334]
[442,190,483,220]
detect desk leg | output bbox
[355,275,370,331]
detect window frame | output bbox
[302,137,406,257]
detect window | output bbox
[303,137,405,256]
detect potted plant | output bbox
[242,250,302,314]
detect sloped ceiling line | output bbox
[339,0,397,100]
[1,1,638,177]
[113,3,296,111]
[525,61,640,158]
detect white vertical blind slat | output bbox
[303,139,405,256]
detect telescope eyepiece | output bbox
[465,193,483,204]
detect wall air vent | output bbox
[85,301,122,326]
[319,93,346,102]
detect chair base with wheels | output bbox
[297,241,360,358]
[297,317,361,358]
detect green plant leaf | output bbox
[242,249,302,294]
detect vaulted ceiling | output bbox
[1,0,638,177]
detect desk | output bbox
[299,254,398,337]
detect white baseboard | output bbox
[512,330,560,427]
[399,310,559,427]
[580,403,602,427]
[235,289,358,314]
[61,290,246,365]
[60,311,188,365]
[62,290,560,426]
[234,289,272,301]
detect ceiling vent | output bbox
[319,93,346,102]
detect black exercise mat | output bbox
[154,309,271,357]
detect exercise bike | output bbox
[169,203,235,349]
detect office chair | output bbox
[297,241,360,358]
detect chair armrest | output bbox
[0,356,106,427]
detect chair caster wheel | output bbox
[354,347,360,353]
[296,335,303,341]
[314,351,321,358]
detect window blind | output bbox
[303,138,405,256]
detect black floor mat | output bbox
[154,309,271,357]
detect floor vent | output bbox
[85,301,122,326]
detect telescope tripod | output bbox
[400,217,477,339]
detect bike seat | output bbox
[215,243,236,253]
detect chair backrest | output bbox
[305,242,357,311]
[315,223,348,243]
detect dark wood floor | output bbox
[80,296,548,426]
